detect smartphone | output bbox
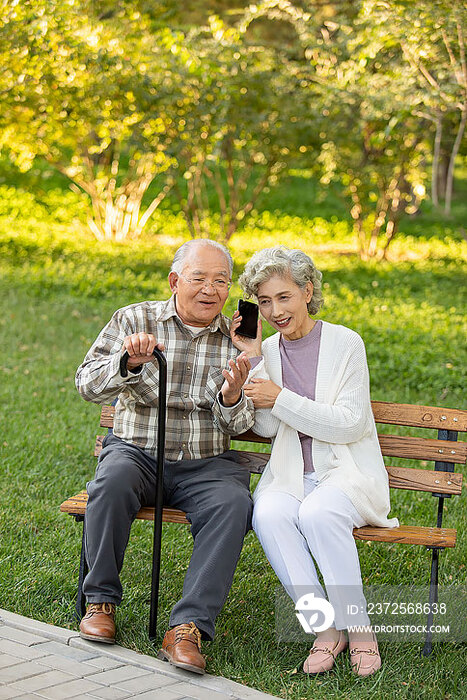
[236,299,259,339]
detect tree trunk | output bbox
[224,163,272,243]
[445,105,467,214]
[368,184,391,258]
[50,151,171,241]
[437,151,450,201]
[382,217,400,259]
[348,180,367,259]
[432,114,443,207]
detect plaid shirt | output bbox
[75,296,255,460]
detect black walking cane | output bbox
[120,347,167,642]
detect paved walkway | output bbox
[0,610,279,700]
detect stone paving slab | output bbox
[30,642,100,663]
[0,610,279,700]
[0,640,49,662]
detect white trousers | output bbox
[253,473,371,629]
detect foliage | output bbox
[0,1,176,240]
[164,16,316,242]
[233,1,467,258]
[279,2,430,259]
[371,0,467,214]
[0,0,466,255]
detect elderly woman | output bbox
[231,246,398,677]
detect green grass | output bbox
[0,171,466,699]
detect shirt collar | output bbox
[157,295,231,338]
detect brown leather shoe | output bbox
[79,603,116,644]
[158,622,206,674]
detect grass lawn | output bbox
[0,171,466,699]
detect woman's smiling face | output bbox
[256,273,314,341]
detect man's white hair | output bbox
[171,240,233,276]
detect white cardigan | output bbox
[249,321,399,529]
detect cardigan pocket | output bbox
[312,441,336,474]
[329,443,376,493]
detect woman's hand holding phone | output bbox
[230,308,262,358]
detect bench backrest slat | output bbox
[386,466,462,495]
[96,428,467,465]
[371,401,467,431]
[96,401,466,498]
[100,405,115,428]
[93,436,463,495]
[100,401,467,432]
[377,434,467,464]
[233,432,467,464]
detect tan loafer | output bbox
[79,603,116,644]
[303,630,348,674]
[350,635,381,677]
[158,622,206,675]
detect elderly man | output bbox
[75,239,254,674]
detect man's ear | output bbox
[168,271,178,293]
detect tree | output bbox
[0,1,176,240]
[0,1,318,242]
[229,1,431,258]
[317,87,429,259]
[163,15,316,242]
[285,1,431,258]
[376,0,467,214]
[245,1,465,255]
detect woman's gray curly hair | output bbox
[239,246,324,316]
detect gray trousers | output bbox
[83,433,253,640]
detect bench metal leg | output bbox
[423,430,457,659]
[75,515,88,622]
[422,547,440,657]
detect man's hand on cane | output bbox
[123,333,165,369]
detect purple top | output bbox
[279,320,322,472]
[250,321,323,471]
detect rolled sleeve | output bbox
[106,357,143,389]
[213,390,255,435]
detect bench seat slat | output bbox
[353,525,457,548]
[60,492,456,548]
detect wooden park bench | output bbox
[61,400,466,656]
